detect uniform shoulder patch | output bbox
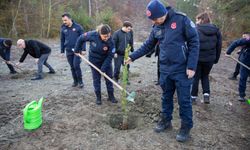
[190,21,196,28]
[176,11,186,16]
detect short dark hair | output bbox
[243,32,250,35]
[123,21,132,28]
[62,13,71,19]
[3,39,12,47]
[98,24,111,35]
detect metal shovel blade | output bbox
[126,91,136,103]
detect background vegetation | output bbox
[0,0,249,41]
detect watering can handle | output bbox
[23,101,37,119]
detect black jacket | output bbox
[113,29,134,55]
[19,40,51,62]
[197,24,222,63]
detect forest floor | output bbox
[0,40,249,150]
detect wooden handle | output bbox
[228,55,250,70]
[78,54,127,92]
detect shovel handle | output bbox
[77,54,129,94]
[0,57,23,71]
[227,55,250,70]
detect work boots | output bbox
[72,77,78,87]
[176,125,191,142]
[78,77,84,88]
[228,74,237,80]
[203,93,210,104]
[108,91,118,103]
[191,96,197,105]
[95,91,102,105]
[238,96,246,102]
[7,64,17,74]
[48,69,56,74]
[31,75,43,80]
[154,113,172,133]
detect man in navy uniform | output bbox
[61,13,84,88]
[226,32,250,102]
[0,38,17,74]
[16,39,55,80]
[126,0,199,142]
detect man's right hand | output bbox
[16,62,21,66]
[124,57,132,65]
[60,53,65,58]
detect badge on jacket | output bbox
[103,46,108,51]
[72,28,76,31]
[171,22,177,29]
[91,42,97,47]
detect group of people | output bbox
[125,0,249,142]
[61,13,134,105]
[0,0,249,143]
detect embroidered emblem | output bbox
[103,46,108,51]
[146,10,151,17]
[72,28,76,31]
[171,22,177,29]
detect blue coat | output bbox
[60,21,84,54]
[226,38,250,66]
[130,7,199,74]
[0,38,11,61]
[75,31,115,72]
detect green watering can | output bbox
[23,97,44,130]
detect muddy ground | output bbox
[0,40,249,150]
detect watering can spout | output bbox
[126,91,136,103]
[38,97,44,108]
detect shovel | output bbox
[77,54,136,102]
[226,55,250,70]
[0,57,24,71]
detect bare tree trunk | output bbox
[8,0,22,37]
[40,0,45,37]
[88,0,92,17]
[23,6,30,33]
[46,0,52,38]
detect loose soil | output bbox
[0,41,249,150]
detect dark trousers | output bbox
[191,62,213,96]
[157,56,160,81]
[238,52,250,97]
[91,62,114,93]
[239,64,250,97]
[37,53,54,77]
[66,53,82,83]
[233,63,240,77]
[114,55,130,80]
[160,72,193,129]
[0,50,16,73]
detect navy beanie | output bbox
[146,0,167,20]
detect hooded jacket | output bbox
[197,24,222,63]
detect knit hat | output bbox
[146,0,167,20]
[3,39,12,47]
